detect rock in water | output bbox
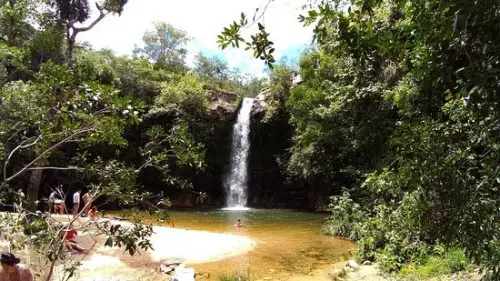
[160,264,174,274]
[160,258,186,275]
[346,259,359,268]
[173,266,195,281]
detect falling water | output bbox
[224,98,254,209]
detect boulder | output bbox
[346,259,359,269]
[207,88,239,118]
[160,258,186,275]
[160,264,175,274]
[172,266,195,281]
[292,73,303,86]
[206,89,239,104]
[251,90,271,116]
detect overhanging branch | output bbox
[27,167,85,172]
[4,135,43,181]
[69,3,110,42]
[4,127,95,183]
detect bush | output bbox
[355,205,389,261]
[322,191,366,240]
[399,247,470,280]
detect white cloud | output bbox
[78,0,313,77]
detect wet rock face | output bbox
[251,90,271,116]
[170,193,195,207]
[246,90,310,209]
[207,89,238,104]
[207,89,239,118]
[245,89,336,211]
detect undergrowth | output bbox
[216,273,251,281]
[323,191,475,278]
[399,248,471,280]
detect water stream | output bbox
[224,98,254,209]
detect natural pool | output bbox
[118,208,355,280]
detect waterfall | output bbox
[224,98,254,209]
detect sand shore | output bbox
[61,217,256,280]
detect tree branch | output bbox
[4,128,95,183]
[249,0,274,27]
[3,130,72,181]
[4,135,43,181]
[27,167,85,172]
[70,3,110,41]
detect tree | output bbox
[222,0,499,279]
[53,0,128,63]
[194,52,229,82]
[134,21,189,73]
[0,0,35,46]
[0,60,142,208]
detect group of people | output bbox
[49,188,98,220]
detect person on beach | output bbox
[49,190,65,214]
[72,188,81,216]
[88,206,99,221]
[0,252,33,281]
[14,189,24,212]
[60,226,87,254]
[82,191,91,217]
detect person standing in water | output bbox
[0,253,33,281]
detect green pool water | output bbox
[115,208,355,280]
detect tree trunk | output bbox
[26,158,48,211]
[66,28,75,68]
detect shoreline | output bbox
[59,217,257,280]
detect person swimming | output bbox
[234,218,242,230]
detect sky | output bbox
[77,0,314,77]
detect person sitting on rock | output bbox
[0,252,33,281]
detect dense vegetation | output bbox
[0,0,498,280]
[0,0,265,208]
[222,0,499,279]
[0,0,265,278]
